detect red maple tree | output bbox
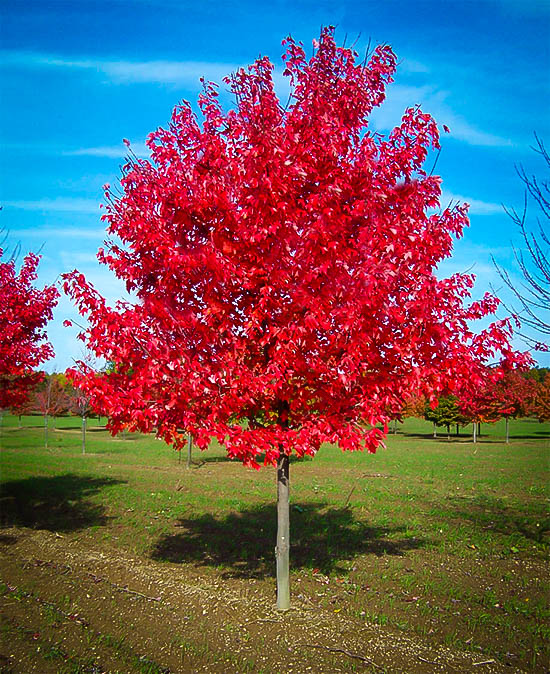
[494,370,537,442]
[458,367,535,442]
[0,250,59,410]
[64,28,526,608]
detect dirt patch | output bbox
[1,527,526,673]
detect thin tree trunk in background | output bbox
[446,424,450,440]
[186,432,192,469]
[478,422,481,438]
[393,419,397,434]
[473,422,477,444]
[82,416,86,454]
[18,415,22,429]
[44,414,48,448]
[433,422,437,438]
[505,417,510,444]
[276,452,290,610]
[456,424,459,436]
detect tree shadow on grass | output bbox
[0,473,125,533]
[446,494,550,545]
[151,503,427,578]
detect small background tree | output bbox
[68,386,95,454]
[34,376,69,448]
[424,395,467,439]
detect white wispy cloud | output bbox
[440,191,504,216]
[371,84,513,148]
[1,50,240,86]
[3,198,101,214]
[63,142,149,158]
[398,58,430,74]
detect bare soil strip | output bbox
[1,527,525,673]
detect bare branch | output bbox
[493,134,550,350]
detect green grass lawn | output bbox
[1,413,549,671]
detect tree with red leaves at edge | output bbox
[530,373,550,423]
[63,28,528,610]
[0,250,59,418]
[34,377,69,448]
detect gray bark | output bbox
[82,416,86,454]
[433,422,437,438]
[473,422,477,444]
[276,452,290,610]
[505,417,510,444]
[44,414,48,448]
[186,432,192,469]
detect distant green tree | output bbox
[424,396,467,439]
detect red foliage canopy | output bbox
[64,28,526,468]
[0,250,59,409]
[458,367,536,424]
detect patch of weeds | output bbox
[43,642,67,661]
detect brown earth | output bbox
[0,526,528,674]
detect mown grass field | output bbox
[0,414,548,673]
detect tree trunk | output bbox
[505,417,510,444]
[276,452,290,610]
[18,415,22,429]
[44,414,48,449]
[473,422,477,444]
[186,432,192,469]
[393,419,397,434]
[82,416,86,454]
[433,422,437,438]
[446,423,450,440]
[478,422,481,438]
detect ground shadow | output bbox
[446,494,550,544]
[193,455,235,466]
[0,473,125,533]
[151,502,427,578]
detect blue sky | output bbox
[1,0,549,370]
